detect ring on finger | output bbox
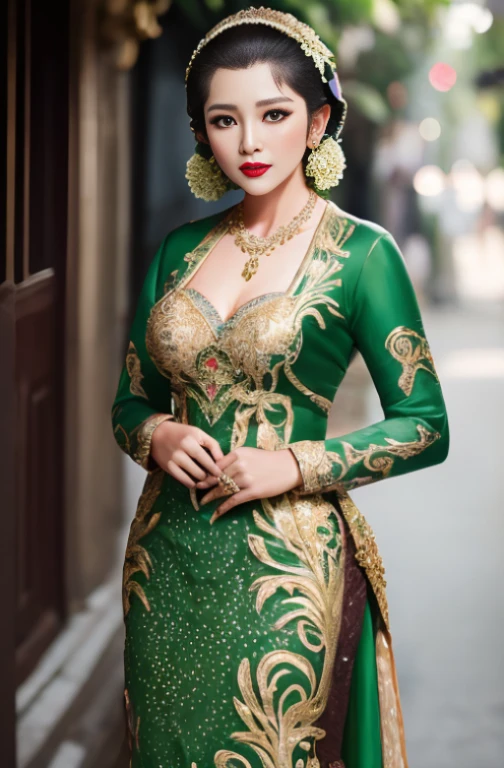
[217,472,240,494]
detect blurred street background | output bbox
[2,0,503,766]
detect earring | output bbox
[305,132,346,191]
[185,142,239,201]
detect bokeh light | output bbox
[413,165,446,196]
[372,0,401,34]
[444,3,494,49]
[485,168,504,212]
[419,117,441,141]
[451,159,485,212]
[429,62,457,92]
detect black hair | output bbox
[186,24,344,156]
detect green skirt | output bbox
[123,470,384,768]
[341,598,383,768]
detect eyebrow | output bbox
[206,96,294,113]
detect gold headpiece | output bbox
[185,5,337,85]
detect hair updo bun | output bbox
[185,23,345,154]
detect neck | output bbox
[241,164,315,237]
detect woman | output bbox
[111,7,449,768]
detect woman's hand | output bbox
[150,420,225,488]
[196,447,303,524]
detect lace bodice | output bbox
[113,199,449,503]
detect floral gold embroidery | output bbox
[290,423,441,494]
[385,326,439,396]
[182,213,232,271]
[214,492,346,766]
[126,341,148,399]
[123,469,164,617]
[336,491,389,631]
[289,441,332,493]
[132,413,174,470]
[145,203,356,452]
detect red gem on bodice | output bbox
[205,357,219,370]
[206,383,217,400]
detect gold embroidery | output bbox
[113,422,131,454]
[214,492,346,766]
[385,325,440,396]
[290,423,441,493]
[123,469,164,617]
[214,757,252,768]
[145,203,356,451]
[375,629,408,767]
[337,491,389,631]
[132,413,174,470]
[126,341,148,399]
[181,213,232,273]
[163,268,179,295]
[289,441,332,492]
[283,362,333,414]
[124,688,140,757]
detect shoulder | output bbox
[325,201,405,285]
[159,204,236,257]
[323,203,407,316]
[147,204,237,295]
[325,200,393,255]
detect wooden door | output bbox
[2,0,69,697]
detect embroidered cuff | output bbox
[134,413,175,471]
[288,440,334,494]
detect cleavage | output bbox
[182,285,285,326]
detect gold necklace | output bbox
[228,190,317,281]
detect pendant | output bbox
[241,256,259,281]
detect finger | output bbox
[191,443,225,478]
[166,461,197,489]
[175,451,208,481]
[209,489,252,524]
[200,485,229,506]
[197,454,241,490]
[195,455,240,488]
[201,434,225,462]
[215,451,240,472]
[195,476,220,489]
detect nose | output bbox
[239,119,263,156]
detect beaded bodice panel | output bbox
[145,202,355,450]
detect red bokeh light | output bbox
[429,62,457,92]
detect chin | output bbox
[231,175,287,197]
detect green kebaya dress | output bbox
[111,199,449,768]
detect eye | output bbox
[264,109,291,122]
[209,115,236,128]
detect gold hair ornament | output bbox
[185,6,337,85]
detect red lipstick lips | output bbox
[239,162,272,177]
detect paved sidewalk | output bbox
[354,303,504,768]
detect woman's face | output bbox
[201,62,314,195]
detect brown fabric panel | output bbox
[315,513,368,765]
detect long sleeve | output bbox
[289,231,450,494]
[111,236,175,471]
